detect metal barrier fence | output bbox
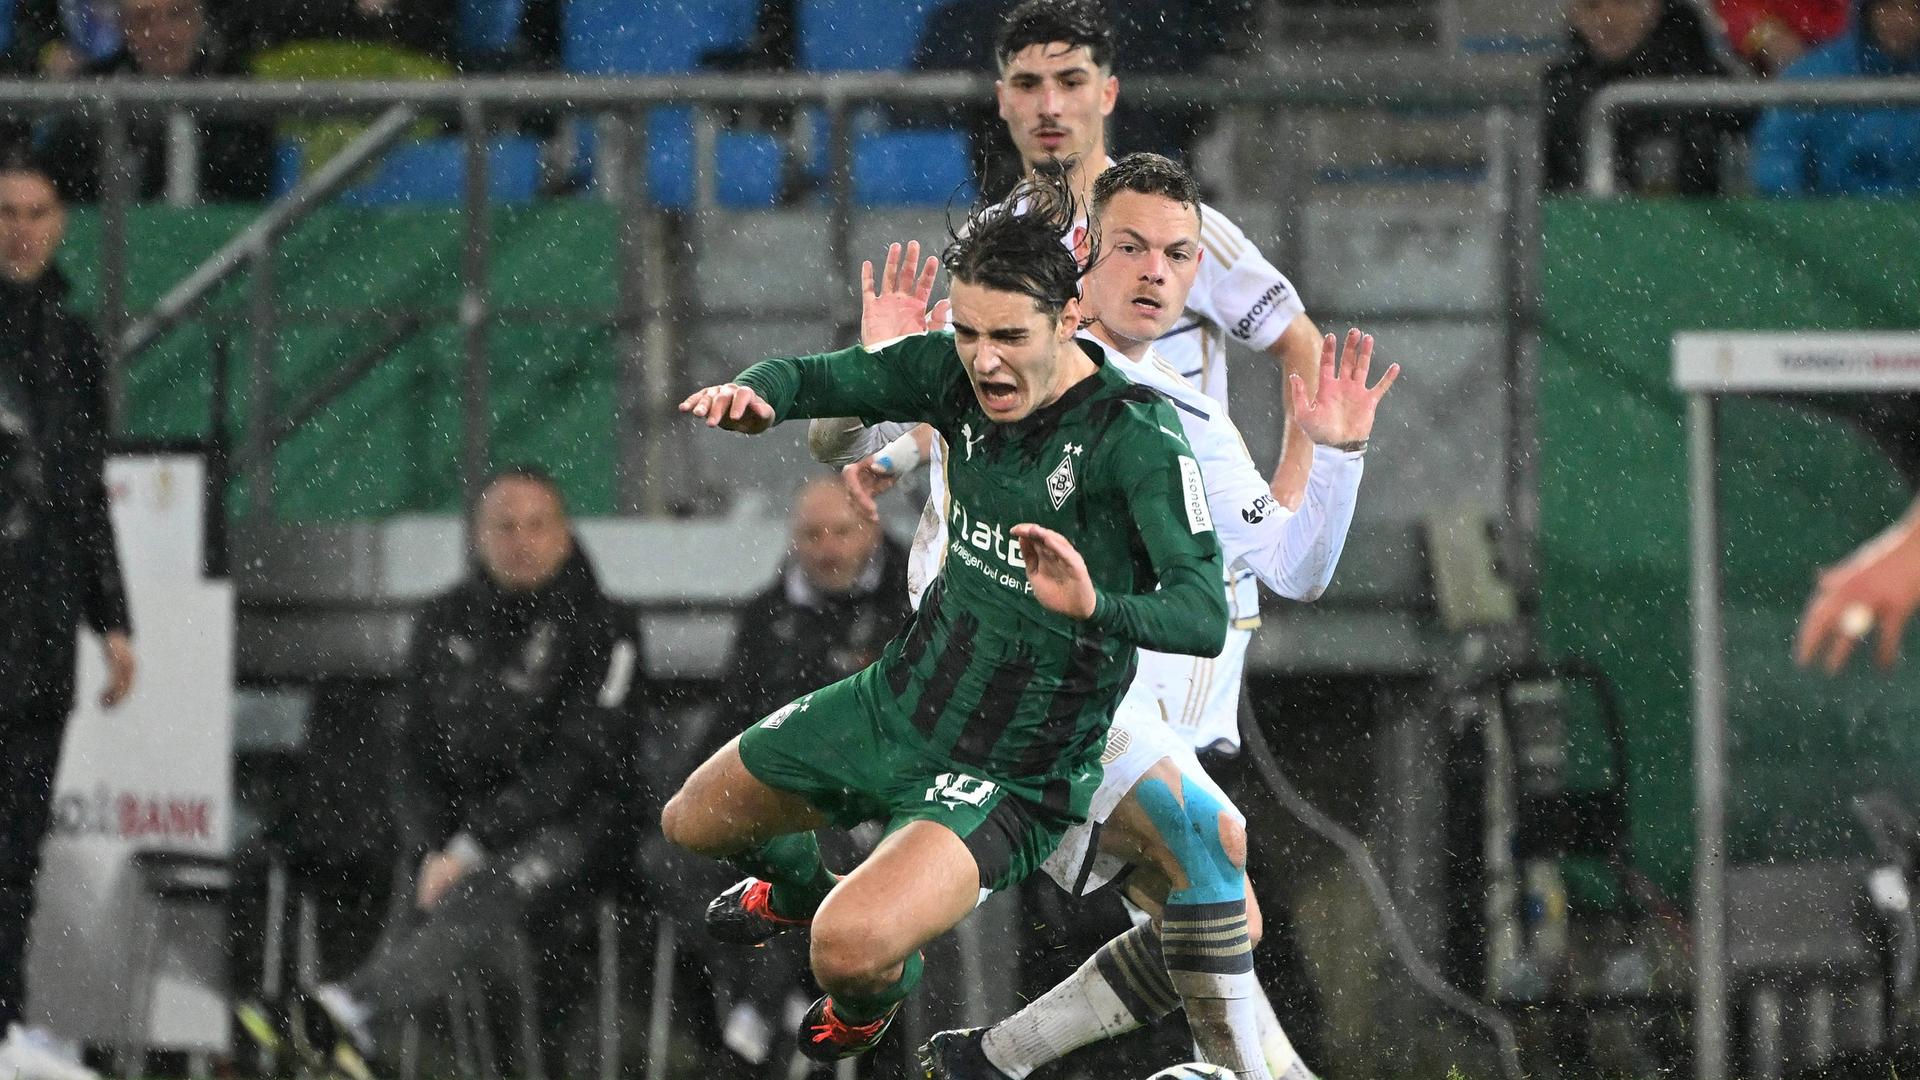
[0,72,1541,529]
[1583,76,1920,197]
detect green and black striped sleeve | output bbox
[735,332,964,428]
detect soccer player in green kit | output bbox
[661,172,1228,1061]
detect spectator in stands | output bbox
[246,466,638,1076]
[1750,0,1920,194]
[718,474,910,737]
[1542,0,1736,194]
[1717,0,1852,74]
[1,0,124,76]
[36,0,275,203]
[0,151,134,1080]
[230,0,458,66]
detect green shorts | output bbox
[737,668,1067,894]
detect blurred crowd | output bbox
[1544,0,1920,196]
[0,0,1906,206]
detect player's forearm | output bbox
[1269,314,1322,510]
[1087,561,1229,657]
[1245,444,1365,602]
[807,417,916,466]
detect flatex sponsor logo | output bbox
[1234,282,1292,340]
[49,784,215,841]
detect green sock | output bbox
[831,950,924,1024]
[726,832,837,920]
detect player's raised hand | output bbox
[1291,329,1399,449]
[1795,511,1920,672]
[679,382,775,433]
[841,454,901,523]
[860,240,947,347]
[1012,523,1098,620]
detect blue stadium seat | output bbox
[574,109,784,209]
[853,129,974,206]
[796,0,939,71]
[645,108,785,209]
[0,0,14,53]
[273,136,545,205]
[563,0,759,74]
[458,0,526,56]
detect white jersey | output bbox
[1153,202,1306,407]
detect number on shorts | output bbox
[925,772,998,807]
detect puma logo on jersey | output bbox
[961,422,985,460]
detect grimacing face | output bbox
[949,278,1085,424]
[995,42,1117,172]
[0,172,65,285]
[1084,189,1204,351]
[475,477,574,592]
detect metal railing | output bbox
[1583,76,1920,196]
[0,72,1538,525]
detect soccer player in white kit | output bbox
[813,154,1395,1080]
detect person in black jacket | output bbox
[718,475,911,741]
[0,153,135,1080]
[288,466,637,1074]
[37,0,277,203]
[1542,0,1737,194]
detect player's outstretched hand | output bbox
[841,454,901,523]
[1795,510,1920,673]
[861,240,949,347]
[1012,523,1097,620]
[679,382,775,434]
[1292,329,1399,449]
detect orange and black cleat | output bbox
[704,877,813,946]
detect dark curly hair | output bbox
[941,160,1094,322]
[994,0,1114,71]
[1091,152,1202,223]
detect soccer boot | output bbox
[704,877,813,945]
[797,995,901,1062]
[918,1027,1013,1080]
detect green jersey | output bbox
[736,331,1227,816]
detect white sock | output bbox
[1253,985,1318,1080]
[980,924,1180,1079]
[1162,901,1270,1080]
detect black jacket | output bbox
[391,546,639,865]
[40,44,277,203]
[1542,0,1735,194]
[0,265,130,724]
[715,538,913,751]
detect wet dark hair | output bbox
[483,463,568,509]
[994,0,1114,71]
[0,144,60,195]
[941,160,1093,322]
[1091,152,1202,223]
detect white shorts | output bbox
[1039,682,1238,896]
[1132,622,1252,754]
